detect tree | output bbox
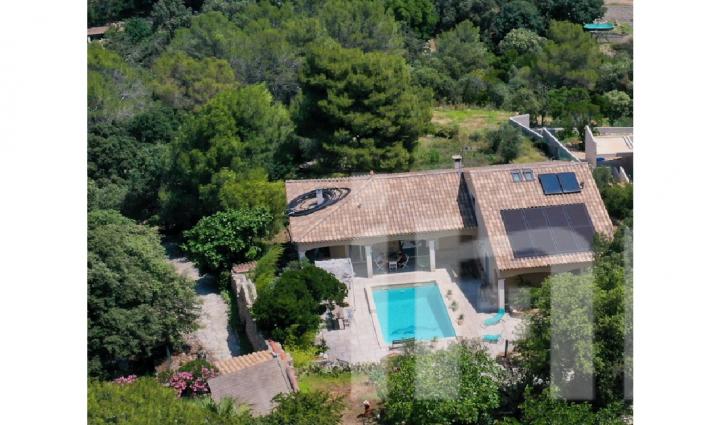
[169,11,241,59]
[161,85,294,229]
[532,20,602,90]
[486,123,525,163]
[548,87,600,137]
[519,388,627,425]
[434,0,500,34]
[594,167,633,222]
[376,341,502,424]
[317,0,403,53]
[88,43,150,125]
[88,210,198,378]
[489,0,545,44]
[152,52,237,110]
[499,28,545,56]
[599,90,632,125]
[264,391,345,425]
[414,20,492,104]
[298,40,431,172]
[150,0,192,35]
[516,229,632,407]
[252,262,347,343]
[535,0,606,25]
[182,208,274,274]
[385,0,439,38]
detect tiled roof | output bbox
[213,350,272,375]
[465,161,614,271]
[285,170,476,243]
[209,357,293,416]
[232,261,257,274]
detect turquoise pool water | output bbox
[372,282,455,344]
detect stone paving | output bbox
[165,241,241,362]
[319,268,524,364]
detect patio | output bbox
[317,268,523,364]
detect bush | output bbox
[252,244,285,293]
[252,262,347,343]
[432,123,460,139]
[182,208,274,274]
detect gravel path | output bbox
[165,241,241,361]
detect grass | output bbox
[412,105,548,170]
[299,372,381,424]
[431,106,513,137]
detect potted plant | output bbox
[457,314,464,325]
[450,301,458,312]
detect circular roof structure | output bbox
[287,187,351,217]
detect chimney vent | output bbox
[452,155,463,173]
[316,188,324,205]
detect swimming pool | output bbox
[372,282,456,345]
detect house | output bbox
[208,341,297,416]
[285,158,613,310]
[584,125,633,179]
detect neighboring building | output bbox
[584,125,633,179]
[208,341,297,416]
[87,22,122,42]
[285,159,613,310]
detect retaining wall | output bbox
[508,114,579,162]
[231,272,268,351]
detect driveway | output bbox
[164,241,242,362]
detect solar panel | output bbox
[500,204,595,259]
[558,172,581,193]
[539,173,562,195]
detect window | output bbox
[522,169,534,181]
[511,170,522,182]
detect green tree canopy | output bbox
[490,0,545,44]
[499,28,545,56]
[414,20,493,104]
[535,0,606,25]
[385,0,439,38]
[376,342,502,424]
[161,85,294,229]
[599,90,632,125]
[434,0,500,34]
[152,52,237,110]
[263,391,345,425]
[182,208,274,274]
[298,39,431,172]
[532,20,602,90]
[517,228,632,407]
[317,0,403,53]
[252,262,347,343]
[88,43,150,125]
[548,87,600,137]
[88,210,198,378]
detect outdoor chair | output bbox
[482,334,502,343]
[483,308,506,327]
[397,253,409,269]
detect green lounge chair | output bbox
[483,308,505,326]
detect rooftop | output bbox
[285,169,476,244]
[465,162,613,271]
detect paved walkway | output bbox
[164,241,241,362]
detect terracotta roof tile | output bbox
[285,170,475,243]
[465,161,613,271]
[213,350,273,375]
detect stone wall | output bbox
[231,272,268,351]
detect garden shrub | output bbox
[251,244,284,293]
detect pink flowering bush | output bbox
[166,365,217,397]
[113,375,137,385]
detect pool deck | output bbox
[318,269,523,364]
